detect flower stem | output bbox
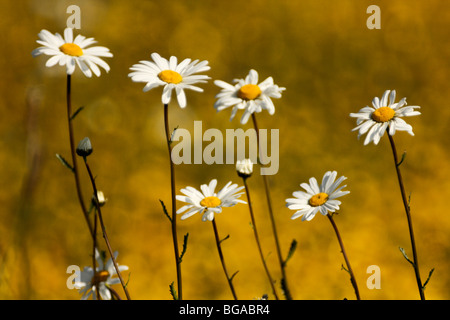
[83,158,131,300]
[65,75,95,240]
[387,132,425,300]
[92,206,100,300]
[242,177,279,300]
[327,214,360,300]
[251,113,292,300]
[164,103,182,300]
[211,218,238,300]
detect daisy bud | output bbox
[76,137,93,157]
[236,159,253,178]
[93,191,107,207]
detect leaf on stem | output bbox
[397,151,407,167]
[70,106,85,121]
[87,200,94,215]
[169,281,178,300]
[159,199,172,222]
[408,192,412,210]
[125,272,131,289]
[178,233,189,263]
[422,268,435,291]
[282,239,297,267]
[220,234,230,244]
[399,247,415,266]
[341,263,350,274]
[229,270,239,282]
[169,126,179,145]
[56,153,74,173]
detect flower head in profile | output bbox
[128,53,210,108]
[214,69,285,124]
[286,171,350,221]
[236,159,254,178]
[350,90,421,145]
[32,28,112,77]
[176,179,246,221]
[74,249,128,300]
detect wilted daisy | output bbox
[32,28,112,77]
[128,53,210,108]
[176,179,246,221]
[74,250,128,300]
[286,171,350,221]
[214,69,285,124]
[350,89,421,145]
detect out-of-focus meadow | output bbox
[1,0,449,300]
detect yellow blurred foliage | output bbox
[1,0,449,300]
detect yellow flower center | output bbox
[158,70,183,84]
[309,192,329,207]
[372,107,395,123]
[237,84,262,100]
[200,196,222,208]
[91,270,109,286]
[59,43,83,57]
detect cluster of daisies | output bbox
[33,28,421,299]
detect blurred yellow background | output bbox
[1,0,449,300]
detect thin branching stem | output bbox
[65,75,95,240]
[387,131,425,300]
[327,214,360,300]
[211,218,238,300]
[242,177,279,300]
[251,113,292,300]
[164,103,183,300]
[83,158,131,300]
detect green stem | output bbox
[243,177,279,300]
[387,132,425,300]
[327,214,360,300]
[164,103,182,300]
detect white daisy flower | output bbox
[350,89,421,145]
[286,171,350,222]
[74,249,128,300]
[128,52,210,108]
[176,179,246,222]
[32,28,113,78]
[214,69,285,124]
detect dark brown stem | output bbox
[243,177,279,300]
[327,214,360,300]
[84,158,131,300]
[387,132,425,300]
[65,75,95,240]
[92,207,100,300]
[251,113,292,299]
[164,103,182,300]
[211,218,238,300]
